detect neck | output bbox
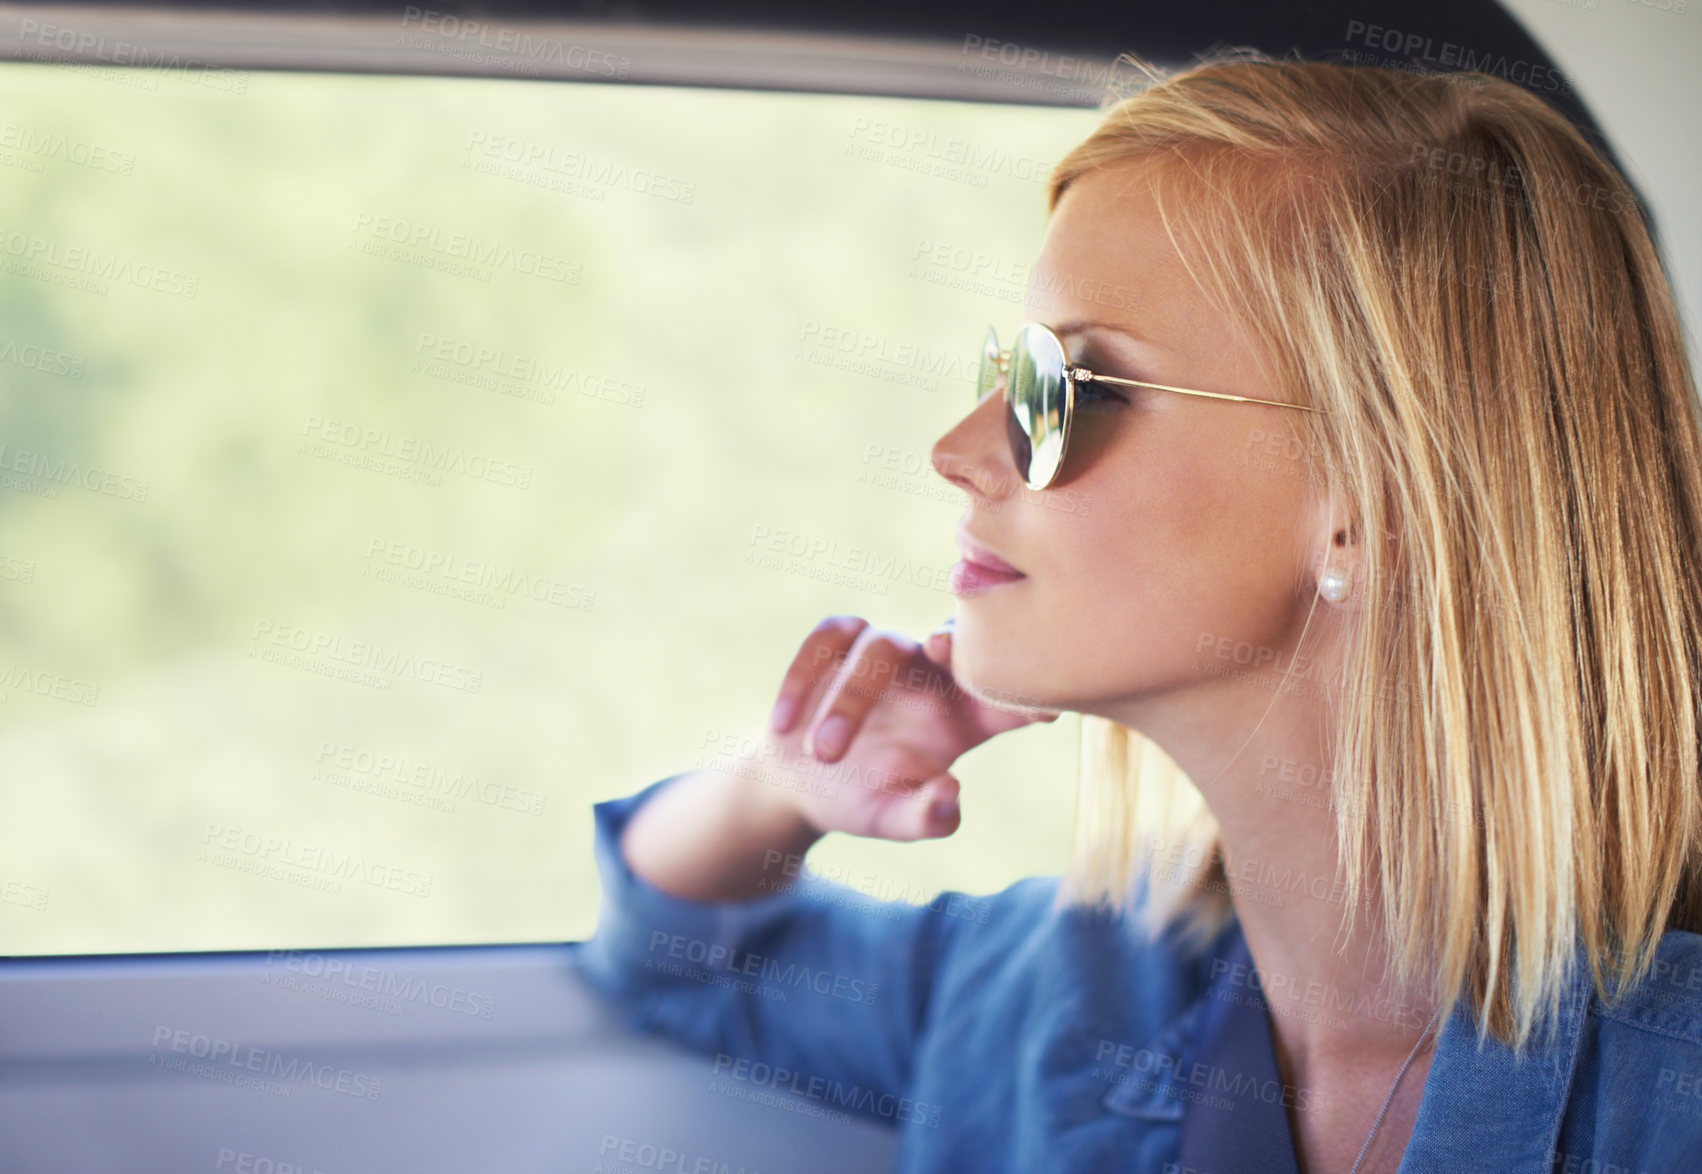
[1102,677,1442,1081]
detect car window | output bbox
[0,59,1095,954]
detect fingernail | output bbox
[812,714,849,760]
[770,696,797,732]
[930,799,959,824]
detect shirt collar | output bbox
[1100,920,1592,1172]
[1098,920,1239,1124]
[1098,989,1206,1123]
[1397,944,1591,1173]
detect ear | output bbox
[1309,490,1364,607]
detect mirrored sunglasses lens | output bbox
[978,327,1004,405]
[1011,325,1067,487]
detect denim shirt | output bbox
[574,773,1702,1173]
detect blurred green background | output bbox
[0,61,1101,954]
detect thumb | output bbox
[918,773,961,840]
[922,617,956,669]
[871,772,960,841]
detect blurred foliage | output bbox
[0,61,1102,954]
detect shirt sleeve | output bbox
[571,771,959,1104]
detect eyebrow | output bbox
[1048,319,1157,349]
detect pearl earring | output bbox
[1318,567,1351,603]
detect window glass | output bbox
[0,62,1097,953]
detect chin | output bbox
[950,621,1051,714]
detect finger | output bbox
[871,773,960,842]
[921,616,955,669]
[924,773,960,837]
[803,627,917,762]
[771,615,869,734]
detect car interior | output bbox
[0,2,1688,1171]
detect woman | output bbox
[577,49,1702,1173]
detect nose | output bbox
[931,388,1019,503]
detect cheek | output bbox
[1012,458,1201,674]
[1039,502,1193,651]
[953,426,1312,706]
[1058,429,1201,585]
[1034,432,1301,664]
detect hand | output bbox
[762,614,1060,842]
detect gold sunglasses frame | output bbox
[982,322,1328,491]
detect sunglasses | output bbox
[978,322,1328,491]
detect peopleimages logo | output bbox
[647,931,879,1005]
[0,443,148,502]
[249,619,484,694]
[411,331,647,408]
[0,123,136,174]
[463,132,695,203]
[313,740,548,816]
[0,335,84,379]
[0,660,99,707]
[712,1053,943,1127]
[149,1025,383,1100]
[363,536,596,613]
[215,1148,330,1174]
[13,18,249,92]
[200,822,435,898]
[1341,20,1575,96]
[595,1135,759,1174]
[263,950,496,1018]
[298,413,533,489]
[399,7,633,78]
[350,212,579,284]
[0,226,199,296]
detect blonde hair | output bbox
[1052,48,1702,1054]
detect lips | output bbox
[951,529,1027,598]
[956,531,1023,577]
